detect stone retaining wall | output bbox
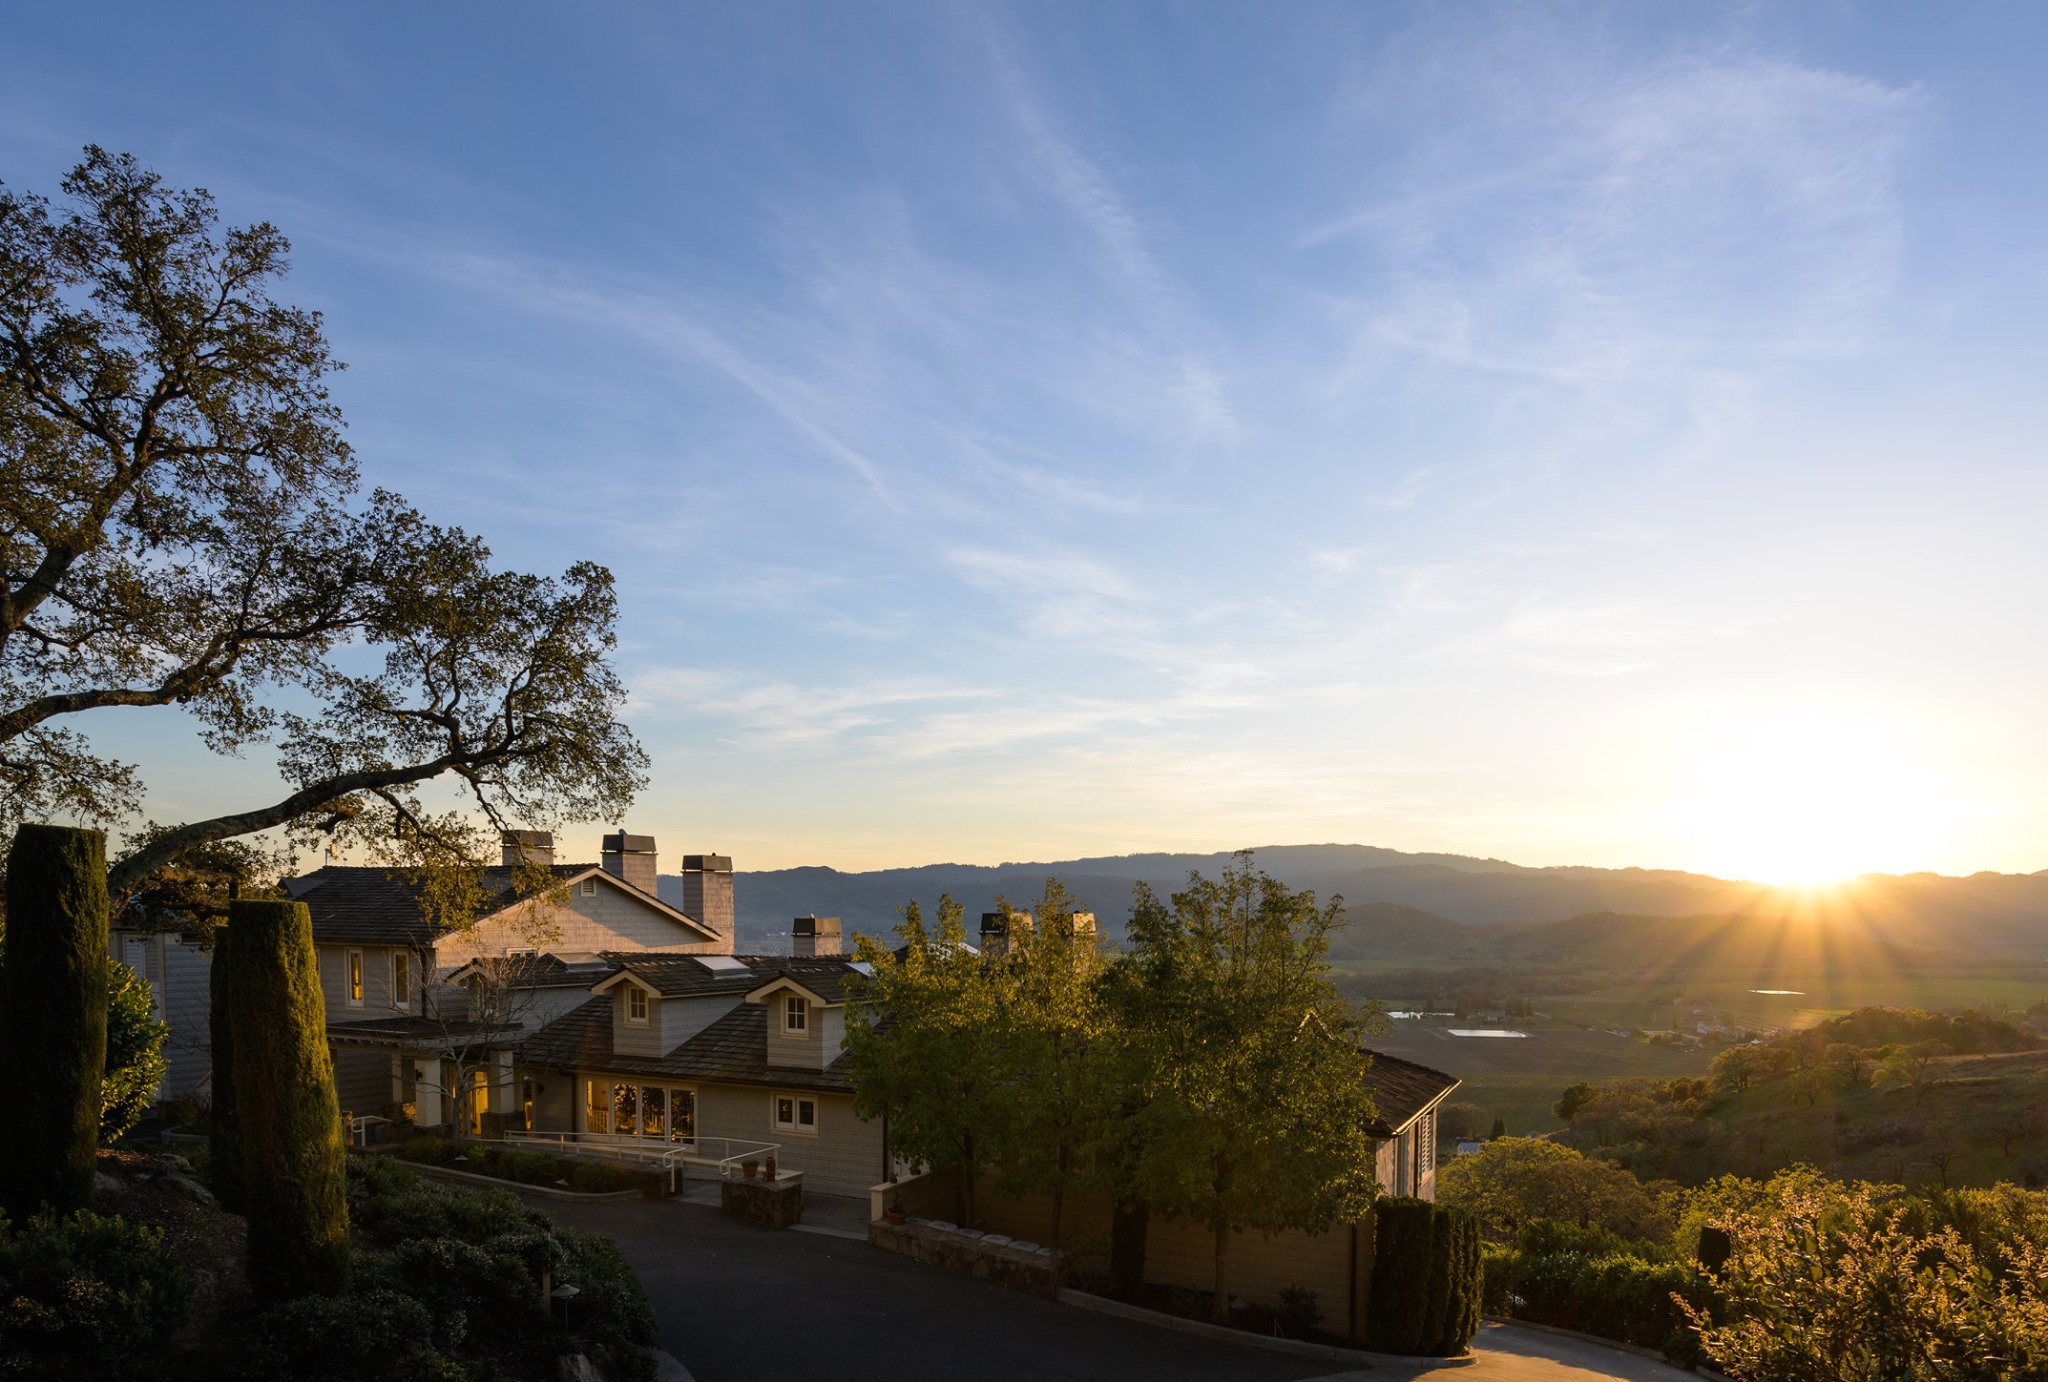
[867,1217,1066,1299]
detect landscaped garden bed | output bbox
[386,1134,649,1196]
[1,1145,662,1380]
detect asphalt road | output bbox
[538,1195,1692,1382]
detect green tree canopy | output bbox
[1437,1137,1669,1243]
[1,149,645,901]
[1111,852,1382,1323]
[845,895,1010,1227]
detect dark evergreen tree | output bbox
[1365,1197,1436,1354]
[0,825,109,1219]
[227,898,347,1299]
[208,929,243,1212]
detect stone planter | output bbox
[867,1218,1066,1299]
[722,1173,803,1228]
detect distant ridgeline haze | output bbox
[654,843,2048,960]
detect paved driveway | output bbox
[538,1196,1691,1382]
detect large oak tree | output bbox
[1,148,646,901]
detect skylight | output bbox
[696,955,752,976]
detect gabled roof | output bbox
[741,961,861,1005]
[1362,1049,1460,1137]
[442,952,617,991]
[590,953,760,998]
[517,996,855,1093]
[282,864,719,948]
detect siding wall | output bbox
[107,931,215,1103]
[318,942,410,1022]
[452,882,724,964]
[334,1049,396,1118]
[611,988,665,1058]
[765,996,824,1070]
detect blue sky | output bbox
[8,3,2047,880]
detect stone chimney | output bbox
[980,910,1033,959]
[682,854,735,953]
[500,830,555,868]
[601,831,658,895]
[790,915,841,958]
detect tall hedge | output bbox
[1366,1196,1436,1353]
[0,825,110,1220]
[1366,1196,1484,1356]
[208,929,244,1212]
[227,898,348,1299]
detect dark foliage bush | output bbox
[223,1287,463,1382]
[331,1155,658,1380]
[0,825,109,1220]
[0,1209,191,1376]
[493,1149,565,1186]
[394,1135,458,1166]
[1364,1196,1485,1355]
[569,1162,632,1194]
[1276,1283,1322,1338]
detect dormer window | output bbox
[626,987,649,1026]
[783,995,808,1035]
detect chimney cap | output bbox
[602,832,657,854]
[682,854,732,872]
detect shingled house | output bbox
[514,949,885,1198]
[281,831,735,1132]
[1360,1050,1459,1200]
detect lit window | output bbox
[391,951,410,1009]
[346,949,364,1006]
[626,986,649,1025]
[586,1080,611,1134]
[783,995,808,1034]
[773,1093,819,1134]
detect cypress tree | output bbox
[1419,1203,1454,1351]
[228,898,348,1299]
[1365,1197,1435,1354]
[1434,1206,1483,1354]
[208,928,244,1212]
[0,825,110,1220]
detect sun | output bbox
[1666,713,1948,886]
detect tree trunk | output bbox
[1211,1209,1233,1324]
[207,930,243,1212]
[1110,1197,1150,1294]
[229,898,349,1301]
[1050,1141,1068,1249]
[0,825,109,1220]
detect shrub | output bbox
[101,959,170,1144]
[557,1227,660,1370]
[1488,1247,1707,1365]
[1276,1284,1322,1338]
[224,1287,465,1382]
[0,824,110,1220]
[0,1209,191,1375]
[1365,1197,1436,1354]
[495,1149,565,1186]
[570,1162,632,1194]
[393,1135,457,1166]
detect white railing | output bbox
[499,1130,783,1193]
[344,1114,393,1148]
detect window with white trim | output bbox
[391,950,411,1010]
[346,949,364,1006]
[783,994,808,1035]
[773,1093,818,1134]
[626,986,649,1025]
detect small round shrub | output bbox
[101,959,171,1144]
[0,1209,191,1375]
[569,1162,631,1195]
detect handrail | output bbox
[498,1130,784,1193]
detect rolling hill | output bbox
[653,842,2048,959]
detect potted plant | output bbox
[742,1159,760,1181]
[884,1194,907,1226]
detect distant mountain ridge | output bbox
[653,842,2048,957]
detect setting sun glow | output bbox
[1667,714,1953,886]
